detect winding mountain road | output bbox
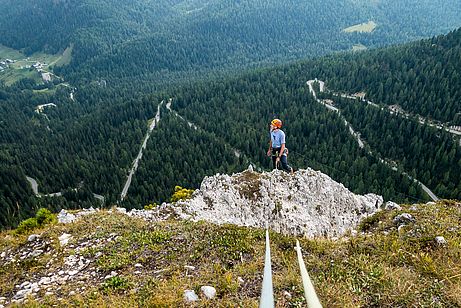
[307,79,439,202]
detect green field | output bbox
[0,67,41,86]
[343,21,377,33]
[0,45,23,60]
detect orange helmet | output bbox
[271,118,282,128]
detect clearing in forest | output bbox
[343,21,377,33]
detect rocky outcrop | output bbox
[173,168,383,237]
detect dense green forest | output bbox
[2,0,461,88]
[308,28,461,124]
[2,1,461,228]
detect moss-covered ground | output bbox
[0,200,460,307]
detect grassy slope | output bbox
[0,200,460,307]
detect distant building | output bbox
[352,92,366,100]
[32,62,43,69]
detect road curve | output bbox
[307,79,439,202]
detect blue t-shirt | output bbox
[271,129,286,148]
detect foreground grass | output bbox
[0,200,460,307]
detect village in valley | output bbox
[0,44,73,87]
[0,57,58,84]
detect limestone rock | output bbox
[384,201,401,211]
[57,210,76,224]
[27,234,40,242]
[435,236,447,246]
[59,234,72,247]
[393,213,415,225]
[200,286,216,299]
[184,290,199,302]
[173,169,383,237]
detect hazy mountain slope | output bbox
[2,0,461,85]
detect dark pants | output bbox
[271,148,292,172]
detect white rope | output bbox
[259,229,274,308]
[296,240,322,308]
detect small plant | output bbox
[15,208,56,234]
[36,208,56,225]
[144,203,159,210]
[101,276,132,293]
[170,186,194,203]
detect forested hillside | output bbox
[1,1,461,228]
[1,0,461,87]
[309,28,461,124]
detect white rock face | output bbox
[174,169,383,237]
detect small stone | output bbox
[184,290,198,302]
[28,234,40,242]
[134,271,142,275]
[237,277,244,284]
[200,286,216,299]
[435,236,447,246]
[283,291,292,299]
[30,250,43,257]
[184,265,196,271]
[69,291,76,296]
[0,297,6,304]
[116,207,126,214]
[19,281,31,289]
[384,201,401,211]
[58,270,65,276]
[134,263,143,268]
[39,277,52,285]
[57,209,76,224]
[393,213,415,225]
[14,289,32,300]
[104,271,117,280]
[0,251,5,258]
[45,292,53,296]
[59,233,72,247]
[68,270,79,276]
[248,164,254,172]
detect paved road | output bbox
[26,176,39,195]
[307,80,364,148]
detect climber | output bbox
[267,118,294,174]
